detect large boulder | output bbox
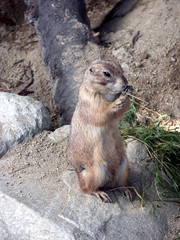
[0,125,178,239]
[126,138,149,164]
[48,125,70,143]
[60,170,168,240]
[0,92,50,157]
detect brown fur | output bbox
[68,60,132,200]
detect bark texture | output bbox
[25,0,97,124]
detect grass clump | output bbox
[119,98,180,200]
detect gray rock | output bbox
[0,171,170,240]
[126,138,150,164]
[60,171,168,240]
[0,191,74,240]
[0,92,50,157]
[48,125,70,143]
[0,130,177,240]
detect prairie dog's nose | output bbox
[121,85,127,92]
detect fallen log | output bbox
[25,0,99,124]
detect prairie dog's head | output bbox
[83,60,128,102]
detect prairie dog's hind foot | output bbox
[91,191,112,203]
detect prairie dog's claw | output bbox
[123,189,133,201]
[91,191,112,203]
[123,85,133,94]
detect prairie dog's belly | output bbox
[84,124,125,187]
[69,119,124,179]
[88,123,122,164]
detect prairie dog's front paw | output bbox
[113,94,127,110]
[123,85,133,94]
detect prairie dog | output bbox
[68,60,133,202]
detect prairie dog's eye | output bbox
[103,71,111,77]
[90,68,93,73]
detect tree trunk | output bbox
[25,0,99,124]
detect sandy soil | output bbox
[0,23,53,111]
[97,0,180,119]
[0,131,70,213]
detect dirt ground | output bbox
[0,131,71,213]
[0,20,53,112]
[0,0,179,239]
